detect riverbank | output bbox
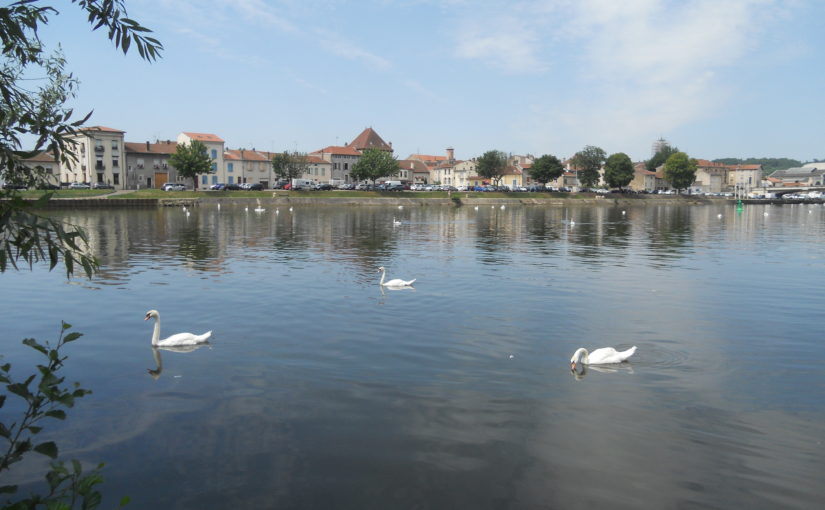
[14,190,727,208]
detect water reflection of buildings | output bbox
[58,203,825,284]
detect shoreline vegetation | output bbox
[6,189,741,208]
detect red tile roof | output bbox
[349,127,392,152]
[306,155,330,165]
[312,145,362,156]
[224,149,270,162]
[81,125,125,133]
[23,150,58,163]
[182,132,224,143]
[125,141,178,155]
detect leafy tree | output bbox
[570,145,606,189]
[529,154,564,186]
[1,323,129,509]
[603,152,635,190]
[350,148,399,185]
[271,151,309,183]
[1,0,162,276]
[1,3,161,508]
[646,145,679,172]
[476,150,508,186]
[664,151,697,191]
[169,140,212,190]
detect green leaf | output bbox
[63,332,82,343]
[0,485,18,494]
[34,441,58,459]
[119,495,131,507]
[23,337,48,354]
[45,409,67,420]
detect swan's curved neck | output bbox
[379,268,385,286]
[151,316,161,345]
[574,348,589,363]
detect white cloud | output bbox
[314,31,392,70]
[454,17,547,73]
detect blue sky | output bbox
[39,0,825,162]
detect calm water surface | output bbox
[2,202,825,509]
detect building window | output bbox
[228,176,234,184]
[111,140,117,149]
[113,174,119,185]
[211,163,217,173]
[112,158,119,167]
[212,175,217,184]
[211,149,217,159]
[228,163,234,172]
[202,175,207,185]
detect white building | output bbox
[59,126,126,188]
[177,132,225,189]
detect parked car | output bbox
[68,182,90,189]
[314,183,334,190]
[92,182,114,189]
[3,182,28,190]
[36,183,60,190]
[246,183,264,191]
[225,183,242,191]
[210,183,226,190]
[162,183,186,191]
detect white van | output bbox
[291,179,315,190]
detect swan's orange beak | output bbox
[570,362,576,371]
[144,314,150,321]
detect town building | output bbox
[124,140,177,189]
[59,126,126,188]
[177,132,225,189]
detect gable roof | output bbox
[312,145,362,156]
[397,159,430,173]
[81,125,125,134]
[182,132,224,143]
[23,150,58,163]
[349,127,392,152]
[125,141,177,155]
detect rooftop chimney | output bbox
[446,147,454,163]
[146,141,150,151]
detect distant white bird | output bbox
[254,207,265,213]
[570,346,636,371]
[378,266,415,287]
[764,212,769,217]
[244,206,248,213]
[491,205,495,209]
[474,206,479,211]
[398,205,404,210]
[500,204,506,210]
[717,213,723,219]
[570,220,575,227]
[217,203,221,211]
[621,210,626,215]
[275,208,280,214]
[393,217,401,226]
[289,206,293,212]
[144,310,211,348]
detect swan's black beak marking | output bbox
[144,314,150,321]
[570,362,576,371]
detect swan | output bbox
[393,217,401,226]
[500,205,506,210]
[144,310,211,347]
[570,346,636,370]
[474,206,479,211]
[378,266,415,287]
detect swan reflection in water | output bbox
[570,363,635,381]
[148,344,210,380]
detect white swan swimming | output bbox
[393,217,401,226]
[144,309,212,347]
[570,346,636,370]
[378,266,415,287]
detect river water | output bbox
[2,202,824,509]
